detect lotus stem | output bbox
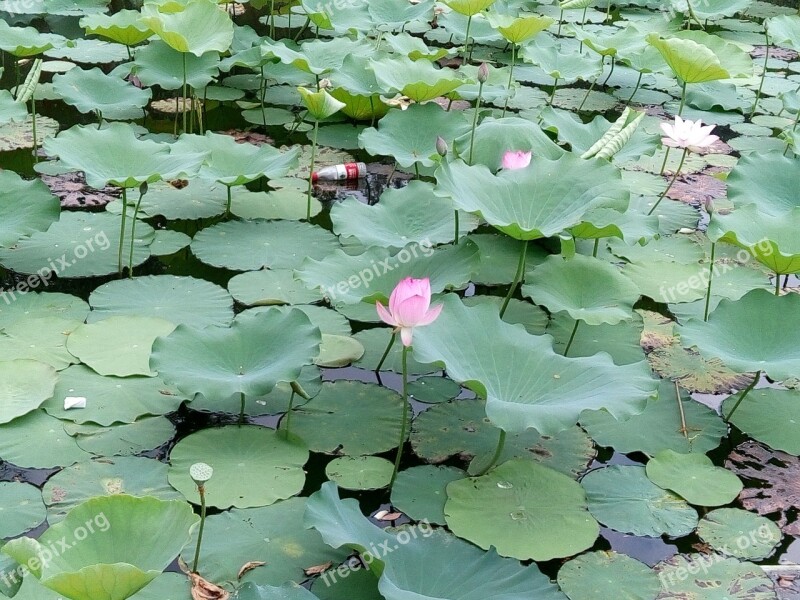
[464,15,473,63]
[283,390,296,438]
[500,239,528,318]
[502,44,516,118]
[578,69,600,112]
[191,483,207,573]
[593,238,600,257]
[627,71,643,103]
[703,242,715,321]
[127,185,147,278]
[454,210,460,245]
[605,1,612,22]
[375,332,396,373]
[751,30,770,120]
[414,162,420,179]
[269,0,276,38]
[557,9,563,38]
[390,345,410,486]
[260,66,268,129]
[775,273,781,296]
[602,56,616,87]
[118,187,129,276]
[306,119,319,221]
[649,147,687,215]
[548,78,559,106]
[182,53,188,134]
[239,391,246,425]
[475,429,506,476]
[675,382,688,439]
[579,7,588,52]
[724,370,761,421]
[30,96,38,164]
[678,80,687,115]
[468,80,484,165]
[225,185,233,217]
[564,320,580,356]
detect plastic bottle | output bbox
[312,162,367,183]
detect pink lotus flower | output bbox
[501,150,532,170]
[660,116,719,151]
[376,277,443,347]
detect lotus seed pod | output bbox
[190,462,214,485]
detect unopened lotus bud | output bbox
[477,63,489,84]
[318,78,332,90]
[290,380,311,400]
[139,181,148,196]
[436,136,448,157]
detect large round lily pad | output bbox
[724,388,800,454]
[168,425,309,509]
[0,359,57,425]
[646,449,743,507]
[0,317,81,370]
[0,410,90,468]
[325,456,394,490]
[444,459,599,561]
[0,170,60,248]
[653,554,777,599]
[697,508,781,561]
[0,482,46,540]
[0,292,88,328]
[556,551,661,600]
[64,417,176,457]
[390,465,466,525]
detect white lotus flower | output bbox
[660,116,719,151]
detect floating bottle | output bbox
[312,162,367,183]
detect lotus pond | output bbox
[1,0,800,598]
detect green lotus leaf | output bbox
[382,32,449,61]
[0,90,28,125]
[725,151,799,216]
[64,417,176,457]
[2,495,199,600]
[298,87,346,121]
[329,56,388,121]
[233,583,320,600]
[369,56,465,102]
[520,42,603,83]
[646,33,730,83]
[670,0,753,20]
[391,465,466,525]
[582,465,699,537]
[42,123,207,189]
[168,425,309,509]
[0,292,89,328]
[261,37,371,76]
[434,153,629,241]
[132,40,220,90]
[152,307,319,402]
[672,30,753,78]
[296,241,479,305]
[646,449,743,507]
[0,170,60,248]
[445,459,598,561]
[451,116,565,170]
[45,38,129,64]
[228,269,324,307]
[486,13,554,44]
[557,551,661,600]
[523,254,640,325]
[80,10,153,46]
[768,14,800,52]
[52,68,152,121]
[174,131,300,186]
[411,295,658,434]
[0,410,90,468]
[723,388,800,455]
[443,0,497,16]
[366,0,435,29]
[678,289,800,382]
[0,359,57,425]
[697,508,781,561]
[0,482,46,540]
[0,21,63,57]
[330,181,479,248]
[359,103,471,167]
[140,0,234,56]
[325,456,394,491]
[654,554,776,599]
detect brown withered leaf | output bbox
[237,561,266,580]
[665,173,727,206]
[189,572,230,600]
[304,561,333,576]
[40,172,119,209]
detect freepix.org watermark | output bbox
[324,240,435,302]
[320,519,434,587]
[0,512,111,588]
[0,231,110,305]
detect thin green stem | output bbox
[128,186,146,278]
[605,1,612,22]
[751,30,770,119]
[269,0,276,38]
[579,6,588,52]
[260,66,267,129]
[724,371,760,422]
[375,332,396,373]
[284,391,296,438]
[468,81,483,165]
[454,210,460,245]
[564,320,580,356]
[703,242,715,321]
[239,392,246,424]
[578,69,600,111]
[414,162,420,179]
[390,345,410,486]
[306,119,319,221]
[627,71,643,103]
[117,187,128,276]
[191,485,207,573]
[557,9,563,38]
[548,78,559,106]
[678,80,687,115]
[675,383,688,439]
[182,53,188,134]
[502,44,515,117]
[776,273,782,296]
[225,185,233,217]
[500,240,528,318]
[649,147,688,215]
[593,238,600,257]
[475,429,506,476]
[602,56,616,87]
[30,96,38,164]
[463,15,473,64]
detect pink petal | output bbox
[502,150,532,170]
[415,302,443,326]
[661,137,680,148]
[388,277,414,314]
[400,327,413,347]
[395,294,430,327]
[375,301,398,327]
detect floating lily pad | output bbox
[646,450,743,507]
[0,482,46,540]
[697,508,781,561]
[168,425,308,509]
[352,328,441,375]
[0,317,81,370]
[192,220,339,271]
[557,551,661,600]
[150,230,191,256]
[0,292,88,327]
[0,359,57,425]
[43,365,185,425]
[390,465,466,525]
[648,343,754,394]
[724,388,800,454]
[445,459,599,561]
[42,456,181,524]
[0,115,59,152]
[64,416,176,457]
[230,188,321,221]
[89,275,233,328]
[407,376,461,404]
[67,316,175,377]
[653,554,776,599]
[0,170,60,248]
[312,568,383,600]
[314,334,364,368]
[229,269,323,306]
[280,381,404,456]
[582,465,699,537]
[546,313,646,365]
[0,410,90,468]
[326,456,394,490]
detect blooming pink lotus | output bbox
[660,116,719,151]
[501,150,532,170]
[376,277,443,347]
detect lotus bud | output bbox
[290,380,311,400]
[190,462,214,486]
[436,136,448,157]
[139,181,148,196]
[477,62,489,84]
